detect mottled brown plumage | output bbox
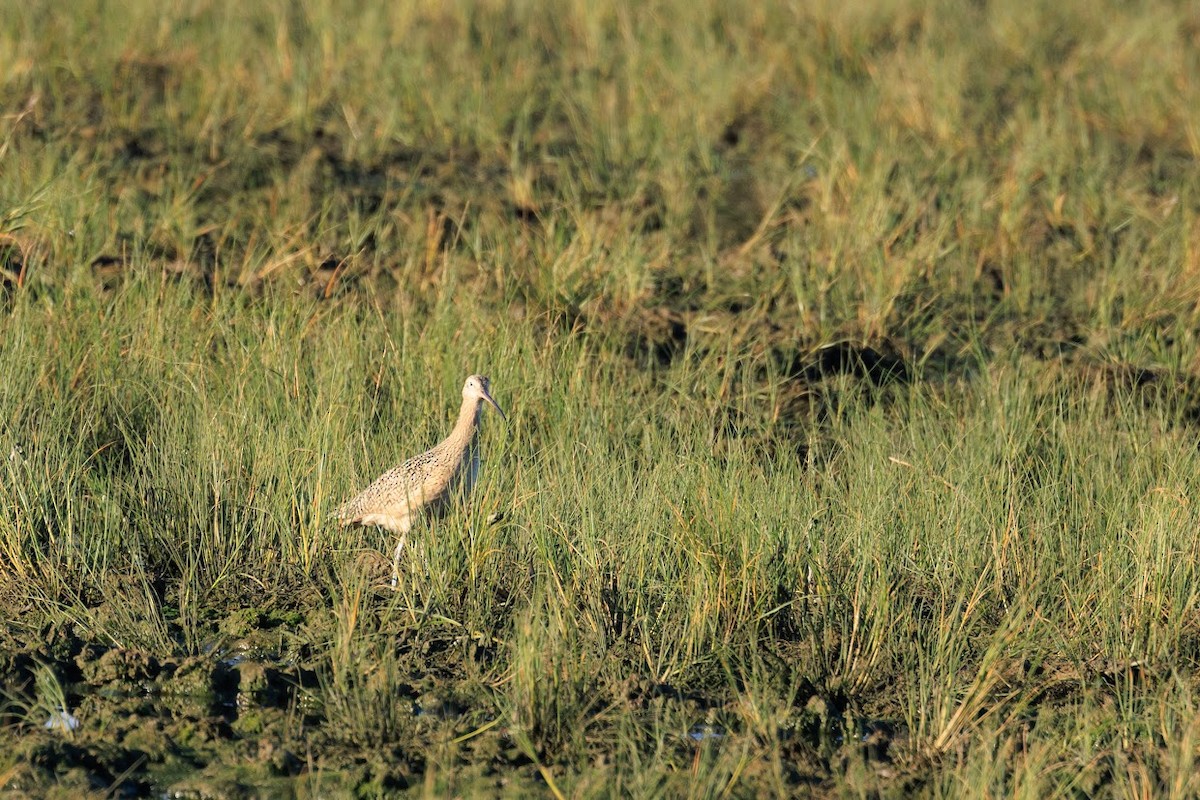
[339,374,506,586]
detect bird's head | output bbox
[463,374,507,421]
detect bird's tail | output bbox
[330,496,361,526]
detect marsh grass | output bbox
[2,0,1200,795]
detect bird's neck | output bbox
[444,396,482,450]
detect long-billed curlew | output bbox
[338,374,506,586]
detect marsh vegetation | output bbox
[2,0,1200,796]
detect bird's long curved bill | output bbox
[482,388,507,422]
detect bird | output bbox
[338,374,506,587]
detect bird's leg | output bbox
[390,532,408,590]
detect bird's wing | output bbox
[339,458,419,522]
